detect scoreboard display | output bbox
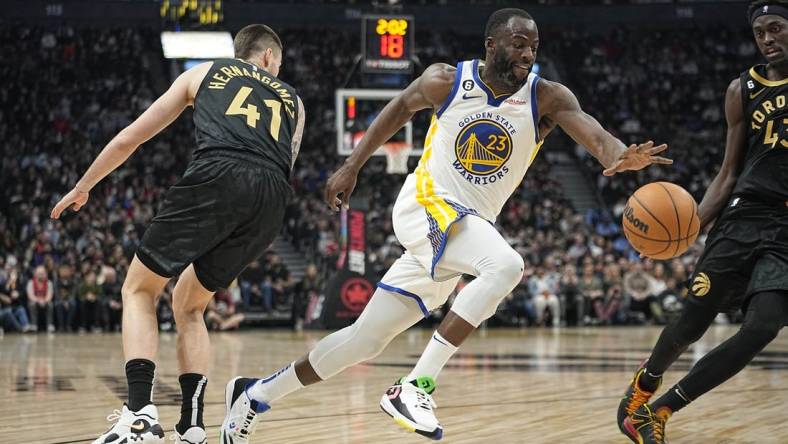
[362,15,414,74]
[160,0,223,26]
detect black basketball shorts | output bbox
[137,154,292,291]
[687,197,788,312]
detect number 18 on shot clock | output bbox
[362,15,414,74]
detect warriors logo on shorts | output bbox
[454,119,512,176]
[691,272,711,297]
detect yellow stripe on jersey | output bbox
[414,115,457,231]
[528,140,544,167]
[749,66,788,87]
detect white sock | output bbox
[406,331,459,381]
[247,362,303,404]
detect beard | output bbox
[491,49,524,89]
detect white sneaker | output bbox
[220,377,270,444]
[379,377,443,440]
[93,404,165,444]
[171,426,206,444]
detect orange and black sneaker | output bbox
[620,404,670,444]
[617,365,662,435]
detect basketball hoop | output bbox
[382,141,412,174]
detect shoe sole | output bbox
[101,429,165,444]
[620,417,644,444]
[220,376,243,444]
[379,393,443,440]
[171,426,207,444]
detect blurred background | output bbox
[0,0,758,337]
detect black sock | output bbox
[176,373,208,434]
[639,367,662,392]
[126,359,155,411]
[650,384,691,415]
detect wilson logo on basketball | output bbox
[691,273,711,297]
[623,205,649,234]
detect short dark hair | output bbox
[748,0,788,21]
[485,8,533,39]
[234,24,283,59]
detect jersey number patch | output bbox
[226,86,282,141]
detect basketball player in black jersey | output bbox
[617,2,788,443]
[50,25,305,444]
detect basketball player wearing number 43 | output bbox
[218,8,669,443]
[617,2,788,443]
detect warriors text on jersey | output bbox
[736,64,788,202]
[392,59,542,277]
[193,58,298,178]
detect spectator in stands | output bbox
[1,264,31,332]
[239,259,266,310]
[578,262,605,325]
[623,261,660,324]
[101,266,122,332]
[559,264,583,326]
[205,288,244,331]
[293,264,321,331]
[54,264,77,331]
[598,262,625,324]
[27,265,55,332]
[497,281,537,327]
[265,254,292,312]
[529,266,561,327]
[77,269,102,332]
[157,281,175,332]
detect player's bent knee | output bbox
[493,250,524,287]
[741,322,780,346]
[121,280,152,302]
[172,300,206,320]
[345,324,391,361]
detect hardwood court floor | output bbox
[1,326,787,443]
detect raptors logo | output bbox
[340,278,373,313]
[691,272,711,297]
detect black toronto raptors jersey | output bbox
[734,65,788,201]
[193,59,298,177]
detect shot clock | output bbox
[362,15,414,74]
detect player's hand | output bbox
[603,141,672,176]
[324,163,359,211]
[50,188,89,219]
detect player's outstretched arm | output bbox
[697,78,747,230]
[537,79,672,176]
[51,63,212,219]
[323,63,455,211]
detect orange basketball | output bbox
[622,182,700,260]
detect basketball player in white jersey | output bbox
[220,8,670,442]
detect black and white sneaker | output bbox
[171,426,206,444]
[379,376,443,440]
[219,377,270,444]
[93,404,165,444]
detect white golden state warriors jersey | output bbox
[391,59,543,276]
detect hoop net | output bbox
[382,141,412,174]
